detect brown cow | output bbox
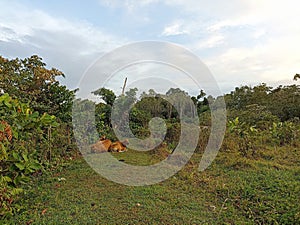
[90,136,112,153]
[109,139,129,152]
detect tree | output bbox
[166,88,190,118]
[225,85,253,109]
[268,85,300,121]
[294,73,300,81]
[92,87,116,106]
[0,55,76,122]
[193,89,209,115]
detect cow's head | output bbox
[109,139,129,152]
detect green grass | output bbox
[2,147,300,225]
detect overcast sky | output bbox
[1,0,300,98]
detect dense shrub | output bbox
[0,94,74,217]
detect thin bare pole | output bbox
[121,77,127,96]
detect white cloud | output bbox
[0,2,126,89]
[0,4,123,54]
[98,0,159,11]
[157,0,300,91]
[194,35,224,49]
[204,32,300,92]
[207,19,243,32]
[161,21,189,36]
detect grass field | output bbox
[2,147,300,225]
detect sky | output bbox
[1,0,300,98]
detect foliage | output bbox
[0,55,76,123]
[0,93,60,216]
[268,85,300,121]
[225,83,300,121]
[93,87,202,142]
[92,87,116,106]
[0,55,75,217]
[72,99,99,149]
[92,83,300,159]
[229,104,280,130]
[228,117,258,157]
[270,121,299,146]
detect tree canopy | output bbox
[0,55,76,122]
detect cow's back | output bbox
[91,139,112,153]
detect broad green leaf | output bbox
[12,151,19,160]
[15,162,25,170]
[14,174,30,185]
[2,175,12,183]
[4,100,12,108]
[30,162,41,170]
[0,93,10,102]
[11,188,24,195]
[22,152,29,162]
[31,111,39,118]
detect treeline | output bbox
[223,83,300,157]
[91,87,210,141]
[225,83,300,122]
[92,82,300,154]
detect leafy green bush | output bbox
[0,94,58,217]
[270,121,299,146]
[228,117,258,157]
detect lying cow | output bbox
[109,139,129,153]
[91,136,129,153]
[90,136,112,153]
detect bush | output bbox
[0,94,59,217]
[228,117,258,157]
[270,121,299,146]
